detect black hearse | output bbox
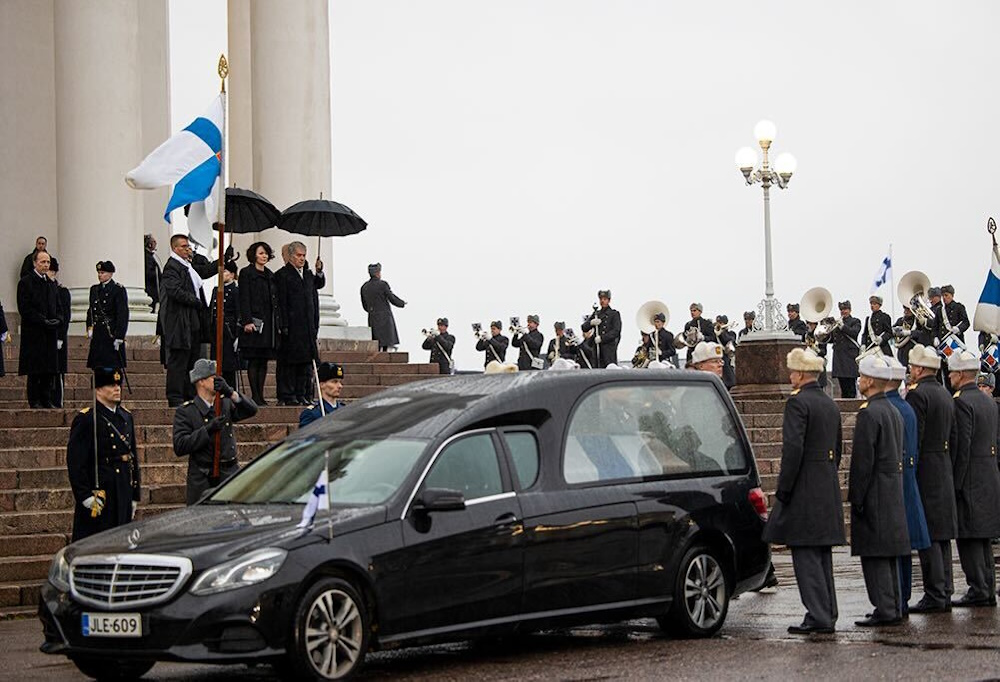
[40,371,770,680]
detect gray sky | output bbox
[170,0,1000,370]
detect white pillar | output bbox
[54,0,154,333]
[249,0,346,330]
[225,0,258,268]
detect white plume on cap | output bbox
[859,354,892,380]
[946,350,979,372]
[907,344,941,370]
[691,341,724,365]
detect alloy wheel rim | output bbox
[683,554,726,629]
[304,588,364,679]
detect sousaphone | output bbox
[897,270,934,324]
[636,300,670,334]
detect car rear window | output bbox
[504,431,539,489]
[564,383,748,485]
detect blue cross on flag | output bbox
[297,467,330,528]
[870,250,892,294]
[973,236,1000,337]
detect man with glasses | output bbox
[158,235,208,407]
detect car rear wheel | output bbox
[658,544,730,638]
[69,656,154,680]
[285,577,370,680]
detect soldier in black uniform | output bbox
[787,303,808,339]
[893,306,932,367]
[830,300,861,399]
[850,355,910,626]
[649,313,677,367]
[86,261,129,371]
[209,260,241,388]
[946,350,1000,607]
[679,303,716,364]
[738,310,755,341]
[804,321,829,389]
[936,284,970,345]
[716,315,737,388]
[546,322,576,366]
[576,330,597,369]
[764,348,845,634]
[581,290,622,368]
[66,368,140,542]
[421,317,456,375]
[172,359,258,505]
[905,344,958,612]
[512,314,545,371]
[861,295,893,356]
[475,321,508,367]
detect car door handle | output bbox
[494,512,519,527]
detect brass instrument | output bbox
[897,270,934,327]
[635,301,670,362]
[714,319,737,335]
[509,316,522,335]
[800,287,834,324]
[682,325,704,348]
[421,326,438,337]
[632,343,650,369]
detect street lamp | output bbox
[735,119,797,335]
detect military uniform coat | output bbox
[894,314,933,365]
[681,317,717,363]
[422,332,456,374]
[158,257,207,351]
[950,383,1000,538]
[546,335,577,364]
[905,375,958,540]
[210,282,241,373]
[86,280,129,369]
[173,394,259,504]
[829,315,861,379]
[576,336,597,368]
[763,382,846,547]
[360,277,404,348]
[237,265,280,360]
[16,271,60,375]
[512,329,545,370]
[581,307,623,368]
[299,399,343,428]
[718,329,737,388]
[788,317,809,339]
[66,402,140,542]
[0,299,7,376]
[935,300,970,343]
[276,264,321,364]
[886,389,931,550]
[862,310,893,356]
[55,284,71,374]
[848,393,910,557]
[476,334,509,366]
[650,328,677,363]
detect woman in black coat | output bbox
[210,260,241,388]
[238,242,280,405]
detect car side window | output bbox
[503,431,539,489]
[564,384,748,485]
[424,433,503,501]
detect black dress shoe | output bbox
[297,396,311,405]
[909,600,950,614]
[855,616,903,627]
[952,596,996,608]
[788,623,834,635]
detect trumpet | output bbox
[421,326,439,337]
[564,328,579,346]
[472,322,487,340]
[714,319,736,335]
[509,316,523,335]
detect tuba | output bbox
[800,287,834,324]
[636,300,670,334]
[897,270,934,326]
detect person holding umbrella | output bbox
[275,241,323,405]
[360,263,406,352]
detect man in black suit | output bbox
[16,250,61,408]
[276,241,324,405]
[158,235,208,407]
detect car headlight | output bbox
[189,548,287,596]
[49,547,70,592]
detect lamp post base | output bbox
[732,336,804,399]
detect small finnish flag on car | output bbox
[297,468,329,528]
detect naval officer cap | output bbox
[96,260,116,273]
[94,367,123,389]
[317,362,344,382]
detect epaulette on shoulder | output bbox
[789,388,800,396]
[907,383,918,391]
[953,390,961,399]
[182,400,194,406]
[859,401,869,410]
[119,405,131,414]
[79,406,91,414]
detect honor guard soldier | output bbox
[830,300,862,399]
[738,310,755,341]
[650,312,678,366]
[905,345,959,612]
[86,261,129,371]
[715,315,736,388]
[679,303,716,365]
[861,295,893,356]
[946,349,1000,607]
[172,359,259,505]
[787,303,808,339]
[300,362,345,428]
[884,357,931,616]
[422,318,456,375]
[581,290,622,368]
[936,284,970,346]
[804,321,829,389]
[475,321,509,367]
[893,305,932,367]
[546,321,576,365]
[66,368,140,542]
[850,355,910,627]
[512,314,545,370]
[764,348,845,634]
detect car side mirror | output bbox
[413,488,466,513]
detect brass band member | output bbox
[893,305,933,367]
[830,300,861,399]
[632,333,652,369]
[546,321,576,365]
[680,303,716,364]
[576,329,597,369]
[936,284,970,345]
[862,295,893,356]
[475,320,508,367]
[580,289,622,368]
[804,320,829,389]
[787,303,808,339]
[716,315,736,389]
[422,317,456,375]
[651,312,677,366]
[737,311,755,341]
[512,314,545,371]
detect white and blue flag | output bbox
[125,94,224,249]
[869,250,892,294]
[297,467,329,529]
[973,241,1000,336]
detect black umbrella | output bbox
[224,187,281,233]
[277,197,368,237]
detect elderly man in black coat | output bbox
[276,241,323,405]
[581,290,622,368]
[764,348,846,634]
[850,355,910,626]
[17,250,61,408]
[159,234,208,407]
[830,300,861,399]
[360,263,406,352]
[512,315,545,370]
[946,350,1000,607]
[87,260,129,370]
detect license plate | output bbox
[82,612,143,638]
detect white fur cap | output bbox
[549,358,579,371]
[786,347,825,372]
[484,360,518,374]
[946,350,979,372]
[907,344,940,370]
[691,341,724,365]
[859,354,892,380]
[885,356,907,382]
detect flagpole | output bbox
[212,54,229,482]
[889,243,895,319]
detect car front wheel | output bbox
[658,544,730,637]
[285,577,370,680]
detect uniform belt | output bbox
[100,455,131,464]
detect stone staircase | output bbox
[0,336,444,617]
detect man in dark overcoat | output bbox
[861,295,894,356]
[946,350,1000,607]
[86,260,129,370]
[476,321,509,367]
[829,300,861,399]
[512,314,545,371]
[275,241,323,405]
[905,344,959,612]
[144,234,161,313]
[47,258,71,407]
[66,368,139,541]
[893,306,933,367]
[850,355,910,626]
[360,262,406,352]
[158,235,208,407]
[678,302,716,365]
[787,303,809,339]
[421,318,455,375]
[581,290,622,368]
[173,359,258,505]
[0,298,8,377]
[546,322,577,365]
[19,235,48,280]
[17,250,61,408]
[763,348,845,634]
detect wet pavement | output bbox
[5,549,999,681]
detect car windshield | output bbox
[207,437,428,506]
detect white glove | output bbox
[86,327,93,339]
[595,334,602,344]
[57,340,63,350]
[131,501,138,519]
[83,496,105,511]
[590,316,600,327]
[431,330,440,337]
[113,339,123,351]
[0,332,7,343]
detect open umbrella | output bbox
[277,197,368,237]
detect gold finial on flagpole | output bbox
[218,54,229,93]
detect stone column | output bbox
[54,0,155,334]
[249,0,347,333]
[225,0,258,266]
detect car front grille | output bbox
[70,554,193,610]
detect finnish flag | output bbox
[125,94,224,249]
[869,251,892,294]
[297,467,330,529]
[973,244,1000,336]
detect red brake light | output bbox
[748,487,768,520]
